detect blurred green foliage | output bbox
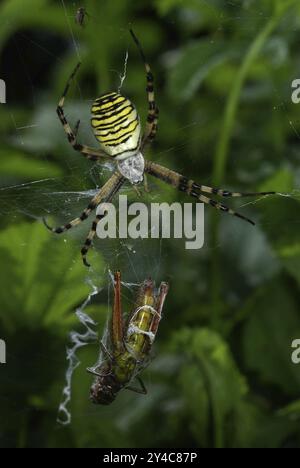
[0,0,300,448]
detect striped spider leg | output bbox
[56,62,109,162]
[129,29,159,150]
[44,172,125,266]
[130,31,276,224]
[145,161,275,225]
[129,28,158,192]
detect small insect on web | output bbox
[88,271,169,405]
[75,7,89,28]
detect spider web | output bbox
[0,0,300,436]
[0,0,170,429]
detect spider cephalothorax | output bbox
[44,29,275,267]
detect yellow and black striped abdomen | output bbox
[91,92,141,159]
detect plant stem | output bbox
[210,7,294,328]
[213,15,279,185]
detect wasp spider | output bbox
[44,29,275,267]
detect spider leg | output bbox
[145,161,275,226]
[143,173,150,193]
[43,172,124,235]
[130,29,159,150]
[186,182,275,198]
[80,178,125,266]
[125,377,147,395]
[81,213,106,267]
[74,119,80,139]
[56,62,109,162]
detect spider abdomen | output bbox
[91,92,141,159]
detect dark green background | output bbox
[0,0,300,448]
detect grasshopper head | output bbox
[90,374,121,405]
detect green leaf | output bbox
[278,399,300,420]
[154,0,222,17]
[154,0,197,16]
[0,149,62,180]
[0,0,70,50]
[251,409,298,448]
[258,168,300,284]
[167,40,237,102]
[259,167,294,193]
[243,279,300,396]
[12,102,90,154]
[0,222,97,332]
[171,328,248,447]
